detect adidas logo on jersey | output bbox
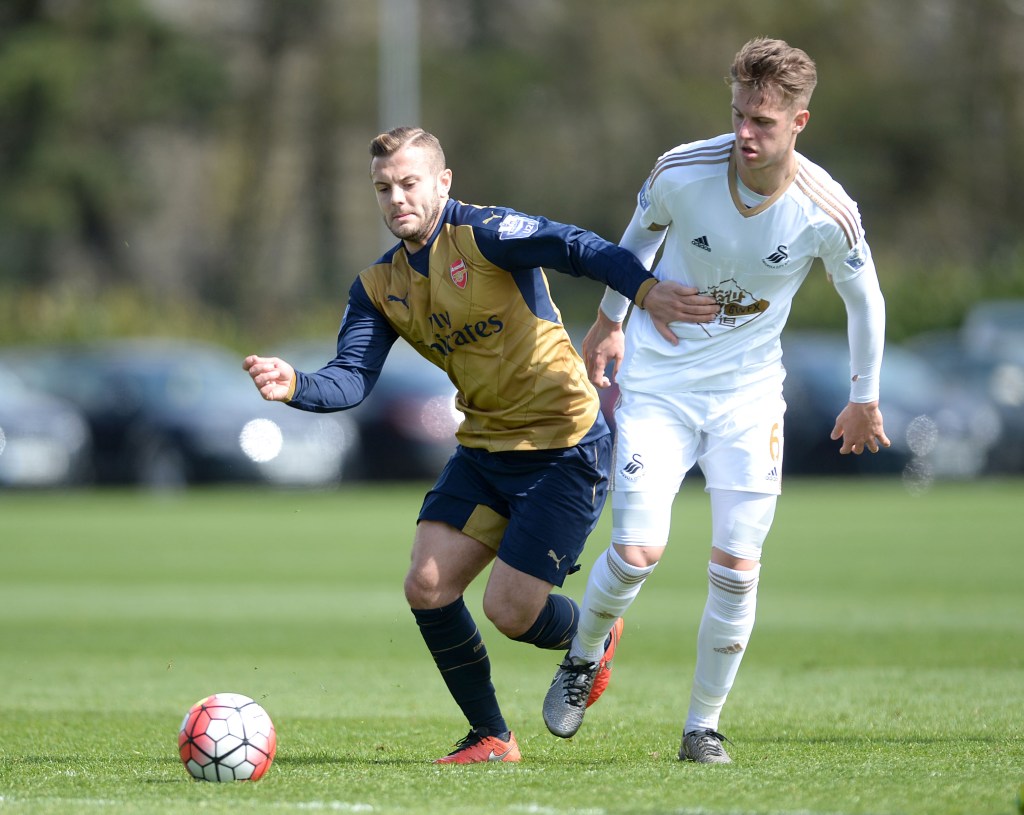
[691,235,711,252]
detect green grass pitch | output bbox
[0,478,1021,814]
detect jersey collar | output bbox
[728,151,799,218]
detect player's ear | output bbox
[438,167,453,197]
[793,109,810,133]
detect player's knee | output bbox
[481,596,532,638]
[403,566,439,609]
[612,542,665,568]
[481,578,543,637]
[610,491,674,550]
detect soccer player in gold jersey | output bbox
[244,126,718,763]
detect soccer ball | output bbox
[178,692,277,781]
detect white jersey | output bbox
[617,133,878,395]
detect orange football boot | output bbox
[434,729,521,764]
[587,616,624,706]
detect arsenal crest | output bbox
[449,258,467,289]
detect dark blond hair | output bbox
[729,37,817,109]
[369,126,446,174]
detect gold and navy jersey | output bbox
[290,199,658,452]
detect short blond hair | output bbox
[369,127,446,174]
[729,37,817,109]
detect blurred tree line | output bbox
[1,0,1022,352]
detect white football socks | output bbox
[569,545,657,663]
[685,561,760,733]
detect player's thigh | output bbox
[480,438,611,635]
[419,438,611,594]
[610,389,699,548]
[497,434,612,588]
[414,445,511,608]
[406,520,496,609]
[612,388,700,490]
[708,488,778,564]
[699,383,785,494]
[418,446,512,553]
[482,558,558,635]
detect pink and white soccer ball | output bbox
[178,692,277,781]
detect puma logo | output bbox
[547,550,567,569]
[482,211,502,225]
[386,293,410,308]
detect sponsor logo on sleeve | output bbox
[497,214,539,240]
[844,244,867,272]
[638,178,651,211]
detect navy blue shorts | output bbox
[418,434,612,587]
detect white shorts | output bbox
[611,379,786,497]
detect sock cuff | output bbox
[512,593,579,650]
[708,561,760,584]
[606,546,658,584]
[707,563,760,605]
[410,595,466,626]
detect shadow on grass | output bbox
[746,734,1008,746]
[276,752,619,768]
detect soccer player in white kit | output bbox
[542,37,891,763]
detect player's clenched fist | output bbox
[243,355,296,402]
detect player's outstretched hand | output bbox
[642,281,719,344]
[582,311,625,389]
[831,401,891,455]
[243,355,296,402]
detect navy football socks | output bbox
[512,593,580,650]
[411,597,507,737]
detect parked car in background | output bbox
[282,339,461,480]
[780,331,1000,482]
[0,368,92,488]
[905,326,1024,475]
[960,299,1024,365]
[0,339,358,489]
